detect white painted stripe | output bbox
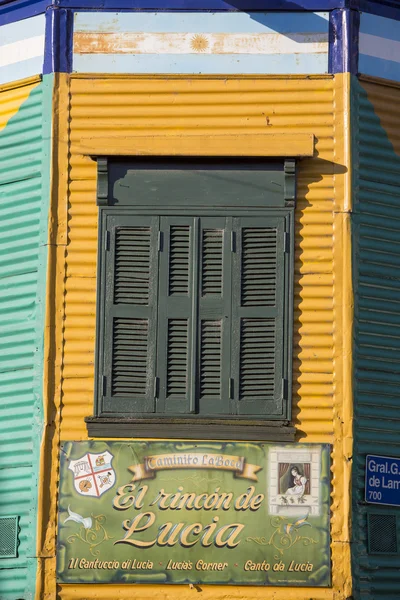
[74,31,328,56]
[0,35,45,68]
[359,33,400,64]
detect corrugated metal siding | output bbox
[0,79,49,599]
[51,74,355,600]
[352,77,400,599]
[44,73,356,600]
[61,76,336,444]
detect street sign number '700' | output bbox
[366,455,400,507]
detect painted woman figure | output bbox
[286,466,307,497]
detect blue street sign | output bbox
[365,455,400,507]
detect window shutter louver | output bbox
[232,217,286,416]
[166,319,190,397]
[199,320,223,398]
[241,227,278,307]
[114,227,152,305]
[168,225,191,296]
[111,318,149,397]
[201,229,223,297]
[157,218,194,414]
[198,218,232,415]
[239,318,276,399]
[101,216,159,414]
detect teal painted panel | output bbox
[0,178,42,279]
[0,272,37,326]
[0,466,37,569]
[352,77,400,600]
[0,567,35,600]
[0,77,52,599]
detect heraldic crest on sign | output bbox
[68,451,115,498]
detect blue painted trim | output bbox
[0,0,46,26]
[350,9,360,73]
[329,8,359,73]
[43,6,72,73]
[54,0,348,9]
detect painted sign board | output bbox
[57,441,331,586]
[365,454,400,507]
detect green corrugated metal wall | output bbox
[0,77,51,599]
[352,76,400,599]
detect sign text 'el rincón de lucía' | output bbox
[57,441,331,586]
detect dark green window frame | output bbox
[86,158,296,440]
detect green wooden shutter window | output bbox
[232,217,285,417]
[96,161,294,422]
[100,215,159,415]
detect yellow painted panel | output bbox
[0,76,40,132]
[38,73,353,600]
[57,584,332,600]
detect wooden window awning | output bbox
[78,133,315,158]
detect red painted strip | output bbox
[87,454,100,497]
[74,466,111,480]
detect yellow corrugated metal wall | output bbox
[38,73,352,599]
[64,75,338,441]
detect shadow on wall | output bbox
[221,2,330,41]
[291,157,348,440]
[358,79,400,159]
